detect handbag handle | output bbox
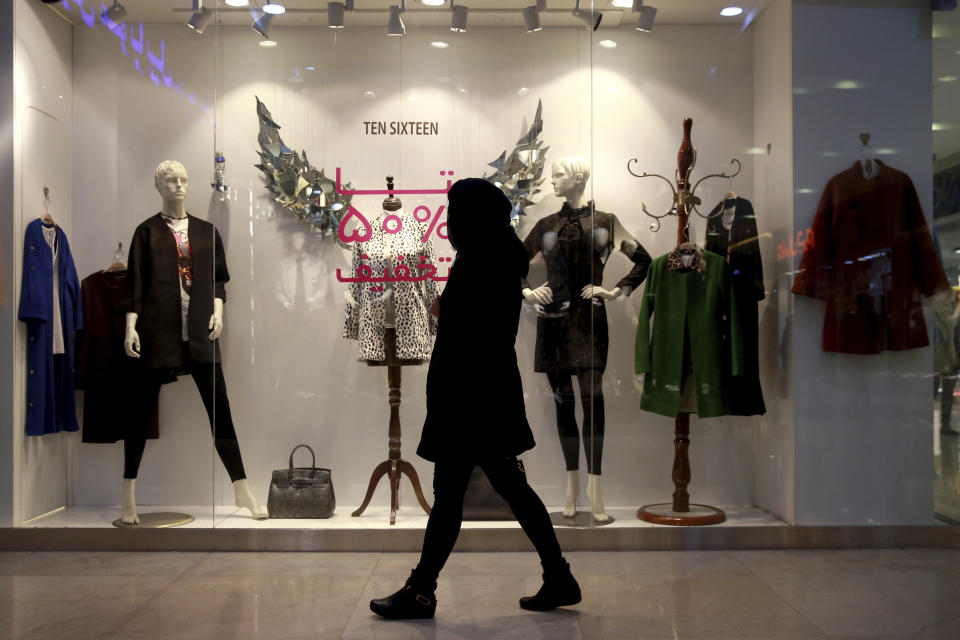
[288,444,317,472]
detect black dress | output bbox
[522,202,651,373]
[705,196,766,416]
[75,269,160,443]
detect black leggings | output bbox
[123,362,246,481]
[414,457,564,586]
[545,368,604,475]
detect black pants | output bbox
[546,368,604,475]
[124,362,246,481]
[414,457,564,587]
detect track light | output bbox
[102,0,126,21]
[572,0,602,31]
[187,0,213,34]
[451,5,468,32]
[522,6,541,32]
[263,1,286,15]
[328,2,345,28]
[387,5,405,36]
[252,11,274,39]
[635,5,657,32]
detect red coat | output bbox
[792,161,948,354]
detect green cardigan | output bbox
[634,249,743,418]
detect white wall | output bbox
[791,0,936,525]
[68,22,760,513]
[752,0,795,523]
[12,0,75,524]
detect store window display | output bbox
[521,157,651,523]
[121,160,266,524]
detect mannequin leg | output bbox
[120,438,147,524]
[190,363,267,519]
[545,371,580,514]
[942,368,959,433]
[577,368,608,522]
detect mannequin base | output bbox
[112,512,195,528]
[637,503,726,526]
[549,510,616,527]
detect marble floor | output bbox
[0,549,958,639]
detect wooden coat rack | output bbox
[627,118,741,526]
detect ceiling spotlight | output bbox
[387,5,405,36]
[522,6,541,32]
[263,1,285,15]
[451,5,468,32]
[102,0,126,21]
[431,40,450,48]
[635,5,657,32]
[720,6,744,17]
[421,0,446,5]
[225,0,249,6]
[252,12,275,39]
[187,1,213,34]
[598,39,617,48]
[328,2,345,28]
[259,39,278,48]
[572,0,602,31]
[612,0,632,5]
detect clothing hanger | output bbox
[40,187,55,226]
[859,132,878,179]
[106,242,126,272]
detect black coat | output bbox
[125,213,229,369]
[705,197,766,416]
[417,232,536,463]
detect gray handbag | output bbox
[267,445,336,519]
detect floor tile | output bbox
[0,551,205,577]
[104,575,368,639]
[184,551,379,577]
[0,575,175,640]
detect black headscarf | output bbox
[446,178,527,277]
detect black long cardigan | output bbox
[125,213,229,369]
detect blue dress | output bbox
[18,219,82,435]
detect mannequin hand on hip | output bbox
[581,285,620,301]
[209,298,224,341]
[522,285,553,306]
[532,300,569,317]
[124,312,141,358]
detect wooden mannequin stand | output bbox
[629,118,731,526]
[351,328,432,524]
[351,178,432,525]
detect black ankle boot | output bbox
[519,560,581,611]
[370,571,437,620]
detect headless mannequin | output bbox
[522,160,638,523]
[122,162,266,523]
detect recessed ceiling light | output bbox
[431,41,450,48]
[720,6,743,17]
[225,0,249,6]
[421,0,446,5]
[408,94,419,101]
[263,1,286,15]
[305,66,316,71]
[259,39,278,48]
[598,39,617,48]
[364,90,376,98]
[939,75,958,83]
[611,0,632,6]
[518,87,529,95]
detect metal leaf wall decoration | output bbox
[254,96,353,239]
[483,99,548,223]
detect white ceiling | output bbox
[50,1,772,29]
